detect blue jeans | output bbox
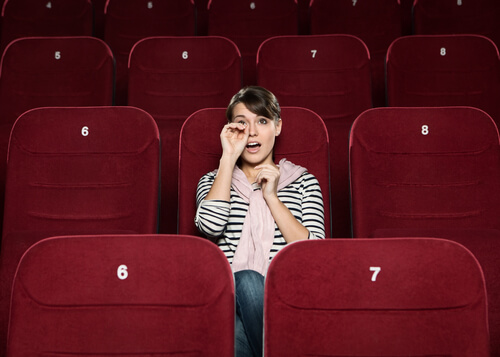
[234,270,264,357]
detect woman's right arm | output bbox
[195,123,248,238]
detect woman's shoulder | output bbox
[297,171,320,186]
[199,169,218,182]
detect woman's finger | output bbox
[255,167,279,184]
[224,123,246,132]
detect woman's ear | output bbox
[275,119,282,136]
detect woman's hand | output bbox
[254,164,280,202]
[220,123,249,161]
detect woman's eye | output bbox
[259,118,268,124]
[238,121,248,126]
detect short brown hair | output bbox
[226,86,281,124]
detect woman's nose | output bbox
[248,123,258,136]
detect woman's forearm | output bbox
[204,154,238,202]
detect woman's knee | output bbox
[235,270,264,294]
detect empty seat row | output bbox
[2,33,499,119]
[4,0,498,40]
[4,234,491,356]
[2,0,499,104]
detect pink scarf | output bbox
[231,158,307,275]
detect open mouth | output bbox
[246,142,261,149]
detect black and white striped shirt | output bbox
[195,170,325,263]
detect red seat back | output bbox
[0,0,93,52]
[386,34,500,127]
[413,0,500,47]
[309,0,402,106]
[7,234,234,356]
[207,0,298,85]
[0,36,115,126]
[104,0,196,104]
[350,106,500,238]
[265,238,489,356]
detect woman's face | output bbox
[231,102,282,167]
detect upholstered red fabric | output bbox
[104,0,196,104]
[178,107,331,237]
[413,0,500,47]
[309,0,402,106]
[371,228,500,356]
[264,238,490,356]
[350,106,500,238]
[0,36,114,125]
[257,34,371,238]
[207,0,298,85]
[7,234,234,356]
[351,107,500,351]
[128,36,241,234]
[0,36,115,245]
[0,107,160,355]
[0,0,93,52]
[386,34,500,127]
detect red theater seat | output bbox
[104,0,196,104]
[349,106,500,238]
[264,238,489,356]
[308,0,402,106]
[0,106,160,355]
[178,107,331,237]
[413,0,500,47]
[386,34,500,127]
[0,0,93,52]
[7,234,234,356]
[128,36,241,234]
[370,228,500,356]
[0,36,114,125]
[257,34,371,237]
[207,0,298,85]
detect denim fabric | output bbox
[235,314,253,357]
[234,270,265,357]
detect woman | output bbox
[195,86,325,357]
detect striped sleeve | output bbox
[300,173,326,240]
[194,172,230,238]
